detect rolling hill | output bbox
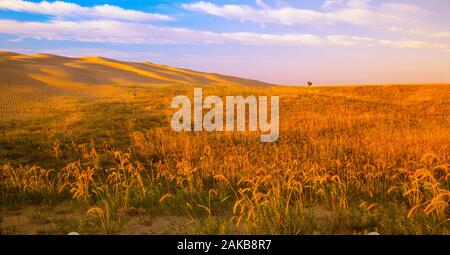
[0,51,273,89]
[0,51,275,118]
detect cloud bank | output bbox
[0,0,173,21]
[0,19,448,51]
[181,1,423,28]
[0,0,448,52]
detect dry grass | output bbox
[0,52,449,234]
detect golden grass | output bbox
[0,52,449,234]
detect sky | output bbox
[0,0,449,85]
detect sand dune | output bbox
[0,51,273,89]
[0,51,274,119]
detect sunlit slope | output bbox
[0,51,273,89]
[0,51,274,118]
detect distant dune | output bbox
[0,51,276,119]
[1,51,448,120]
[0,51,274,90]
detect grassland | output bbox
[0,52,449,234]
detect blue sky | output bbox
[0,0,449,85]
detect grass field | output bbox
[0,52,449,234]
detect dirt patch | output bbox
[313,206,333,224]
[121,215,191,234]
[0,203,89,234]
[1,206,54,234]
[1,204,192,235]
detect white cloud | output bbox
[378,39,449,50]
[222,32,323,46]
[345,0,371,9]
[255,0,269,9]
[0,19,221,45]
[0,0,173,21]
[389,27,450,39]
[326,35,376,46]
[2,0,446,49]
[0,18,448,52]
[380,2,431,16]
[182,1,420,27]
[321,0,343,8]
[182,1,450,48]
[183,2,259,22]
